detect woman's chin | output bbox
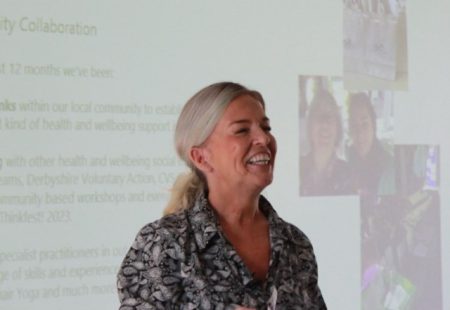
[251,173,274,191]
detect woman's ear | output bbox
[189,146,213,174]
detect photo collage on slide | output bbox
[343,0,408,90]
[298,1,443,309]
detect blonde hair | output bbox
[163,82,264,215]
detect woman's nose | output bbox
[253,127,271,145]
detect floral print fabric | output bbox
[117,193,327,309]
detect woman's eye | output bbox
[235,128,249,134]
[262,125,272,132]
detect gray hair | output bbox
[164,82,265,215]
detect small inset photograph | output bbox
[343,0,408,90]
[361,145,442,310]
[299,75,395,196]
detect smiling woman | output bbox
[117,82,327,309]
[300,89,354,196]
[192,94,276,202]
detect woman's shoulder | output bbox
[271,215,319,267]
[118,211,190,285]
[282,219,314,249]
[131,210,189,250]
[260,196,314,251]
[117,211,190,305]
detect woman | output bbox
[347,92,395,196]
[117,82,327,309]
[300,90,353,196]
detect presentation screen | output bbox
[1,1,449,309]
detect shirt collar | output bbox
[187,192,220,250]
[187,192,289,250]
[259,195,292,251]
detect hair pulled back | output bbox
[164,82,264,215]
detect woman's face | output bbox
[199,94,277,193]
[349,105,375,158]
[310,103,339,153]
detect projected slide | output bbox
[1,1,449,309]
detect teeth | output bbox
[247,153,270,165]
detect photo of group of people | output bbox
[299,75,395,197]
[298,74,442,308]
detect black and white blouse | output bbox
[117,193,327,309]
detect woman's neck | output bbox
[207,188,261,227]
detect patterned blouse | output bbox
[117,193,327,309]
